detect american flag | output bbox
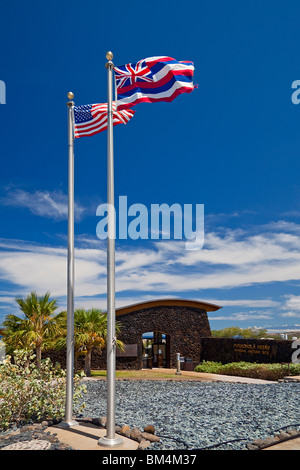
[73,102,135,138]
[114,56,196,110]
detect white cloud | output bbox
[201,298,279,308]
[0,188,86,222]
[0,220,300,322]
[175,230,300,267]
[208,312,273,321]
[57,294,176,312]
[283,295,300,311]
[281,311,300,318]
[0,241,108,298]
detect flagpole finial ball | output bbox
[67,92,74,100]
[106,51,113,61]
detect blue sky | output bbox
[1,0,300,331]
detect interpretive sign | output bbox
[233,342,271,357]
[116,344,138,357]
[200,338,294,364]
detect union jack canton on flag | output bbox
[114,56,196,110]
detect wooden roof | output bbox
[116,298,222,317]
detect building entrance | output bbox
[142,331,170,368]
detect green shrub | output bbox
[0,350,86,431]
[193,360,223,374]
[194,361,300,381]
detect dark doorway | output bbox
[142,331,170,368]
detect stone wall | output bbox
[43,336,295,370]
[116,305,211,369]
[42,305,212,370]
[200,337,294,364]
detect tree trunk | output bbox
[84,349,92,376]
[36,344,42,370]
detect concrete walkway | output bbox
[262,437,300,450]
[140,368,278,384]
[47,420,300,451]
[48,422,139,451]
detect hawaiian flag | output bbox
[73,102,135,138]
[114,56,196,110]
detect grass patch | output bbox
[87,370,178,379]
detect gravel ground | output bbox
[76,380,300,450]
[1,380,299,450]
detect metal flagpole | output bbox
[62,92,78,428]
[99,52,123,447]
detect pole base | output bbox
[98,435,123,447]
[59,419,78,429]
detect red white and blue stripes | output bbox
[73,102,135,138]
[114,56,196,110]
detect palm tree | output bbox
[75,309,124,376]
[75,309,108,376]
[56,308,124,376]
[3,291,61,369]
